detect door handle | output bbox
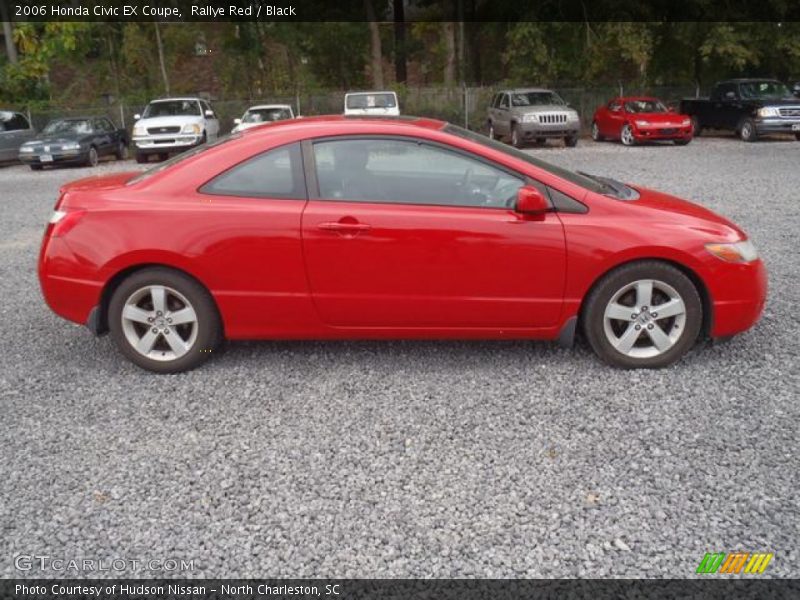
[318,221,371,233]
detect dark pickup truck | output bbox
[679,79,800,142]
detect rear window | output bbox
[346,93,397,109]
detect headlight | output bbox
[132,125,146,136]
[635,120,650,127]
[568,111,579,121]
[705,240,759,263]
[681,118,691,126]
[757,107,779,118]
[61,142,80,150]
[182,123,201,134]
[19,145,34,153]
[522,114,538,123]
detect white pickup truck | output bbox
[344,91,400,117]
[132,97,220,163]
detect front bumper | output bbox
[709,259,767,338]
[755,117,800,135]
[133,134,202,154]
[19,150,88,165]
[632,125,693,141]
[518,121,580,139]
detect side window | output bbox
[491,94,500,108]
[6,113,30,131]
[499,94,509,109]
[100,118,115,132]
[608,101,621,112]
[313,138,524,209]
[200,142,306,199]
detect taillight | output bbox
[48,208,86,237]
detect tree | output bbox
[365,0,384,88]
[0,0,18,65]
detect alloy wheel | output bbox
[602,279,687,359]
[621,125,635,146]
[121,285,199,361]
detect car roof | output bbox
[149,97,204,102]
[344,90,397,96]
[246,104,293,110]
[498,88,554,94]
[617,96,662,102]
[240,114,445,136]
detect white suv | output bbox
[132,97,220,163]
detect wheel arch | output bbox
[576,257,713,339]
[96,263,223,336]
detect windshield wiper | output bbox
[578,171,639,200]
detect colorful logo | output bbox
[696,552,773,574]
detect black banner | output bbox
[3,579,800,600]
[4,0,800,22]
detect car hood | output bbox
[25,134,89,145]
[514,104,574,113]
[629,186,745,240]
[135,115,203,128]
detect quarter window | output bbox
[200,143,306,199]
[313,138,524,209]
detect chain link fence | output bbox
[17,84,702,137]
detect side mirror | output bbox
[133,113,141,120]
[515,185,550,214]
[233,118,241,125]
[205,110,215,118]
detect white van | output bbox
[343,91,400,117]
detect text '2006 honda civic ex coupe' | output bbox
[38,116,766,373]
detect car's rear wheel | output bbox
[620,124,636,146]
[116,142,129,161]
[583,261,702,368]
[86,146,99,167]
[739,118,758,142]
[591,121,604,141]
[690,116,702,137]
[108,268,222,373]
[511,124,524,148]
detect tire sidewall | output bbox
[108,268,222,373]
[583,261,703,368]
[740,119,757,142]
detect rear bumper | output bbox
[39,237,103,327]
[709,259,767,338]
[19,151,88,166]
[133,134,202,154]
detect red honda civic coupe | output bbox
[38,116,766,373]
[592,97,693,145]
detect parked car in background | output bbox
[679,79,800,141]
[0,110,36,162]
[18,117,128,170]
[132,97,219,163]
[231,104,294,133]
[39,116,765,373]
[344,91,400,116]
[487,88,580,148]
[592,97,693,146]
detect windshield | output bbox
[243,108,293,123]
[739,81,792,99]
[43,119,92,135]
[444,124,637,198]
[346,93,397,109]
[510,91,565,107]
[143,100,201,118]
[625,99,668,113]
[127,135,239,185]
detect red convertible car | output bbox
[592,97,693,145]
[39,116,766,373]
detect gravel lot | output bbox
[1,136,798,579]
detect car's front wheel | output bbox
[564,135,578,147]
[108,268,222,373]
[86,146,99,167]
[510,124,524,148]
[583,261,702,368]
[591,121,604,141]
[739,118,758,142]
[620,124,636,146]
[488,121,497,140]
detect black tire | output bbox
[511,123,524,148]
[108,267,222,373]
[135,152,148,164]
[591,121,604,141]
[739,118,758,142]
[564,135,579,147]
[30,164,43,171]
[620,124,636,146]
[487,121,496,140]
[795,133,800,141]
[582,261,703,369]
[115,142,129,161]
[86,146,99,167]
[690,116,702,137]
[673,138,691,146]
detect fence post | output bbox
[119,102,125,128]
[463,84,468,129]
[296,91,301,117]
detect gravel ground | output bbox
[0,136,798,579]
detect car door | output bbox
[92,118,114,155]
[495,93,511,135]
[605,100,625,137]
[300,136,566,329]
[0,113,34,161]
